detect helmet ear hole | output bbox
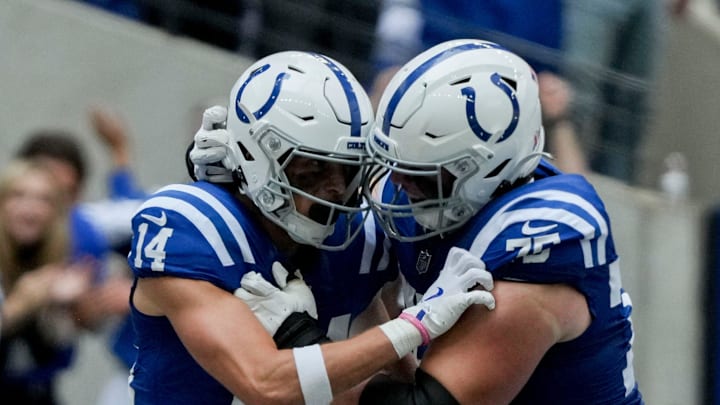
[484,159,511,179]
[238,142,255,161]
[499,76,517,91]
[287,64,305,73]
[449,76,472,86]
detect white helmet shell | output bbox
[224,51,374,249]
[368,39,544,240]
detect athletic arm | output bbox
[332,289,419,405]
[360,280,590,404]
[165,246,496,403]
[135,276,410,404]
[351,285,418,383]
[418,281,590,404]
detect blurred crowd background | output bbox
[48,0,720,201]
[1,0,720,404]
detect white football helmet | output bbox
[366,39,545,241]
[223,51,374,250]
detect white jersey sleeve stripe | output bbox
[468,188,608,267]
[370,173,393,271]
[609,259,622,307]
[469,207,596,268]
[528,190,609,265]
[139,196,235,266]
[359,209,377,275]
[623,327,637,396]
[159,184,256,265]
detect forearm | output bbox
[198,327,402,405]
[322,327,408,396]
[269,311,418,403]
[221,248,494,403]
[270,304,412,402]
[163,283,412,404]
[253,319,417,403]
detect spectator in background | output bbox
[0,159,94,404]
[77,107,146,405]
[370,0,588,175]
[16,107,145,405]
[80,106,146,251]
[16,106,144,294]
[562,0,673,183]
[17,128,111,275]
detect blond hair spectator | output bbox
[0,159,92,404]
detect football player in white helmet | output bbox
[130,50,495,405]
[193,50,373,250]
[366,39,545,241]
[358,39,643,404]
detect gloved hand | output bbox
[428,246,494,296]
[380,247,495,357]
[189,105,234,183]
[234,262,318,335]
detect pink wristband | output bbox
[399,312,431,346]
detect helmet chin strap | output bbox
[513,150,550,180]
[285,209,334,247]
[236,101,257,125]
[518,151,551,165]
[413,209,443,232]
[413,199,474,233]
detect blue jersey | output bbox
[127,181,396,405]
[386,161,643,404]
[309,211,397,340]
[70,206,109,282]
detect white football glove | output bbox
[234,262,318,336]
[380,247,495,358]
[189,105,234,183]
[430,246,494,296]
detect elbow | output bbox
[240,392,296,405]
[238,384,300,405]
[234,364,304,405]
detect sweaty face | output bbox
[1,169,60,246]
[284,155,359,224]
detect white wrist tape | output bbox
[379,318,423,358]
[292,345,333,405]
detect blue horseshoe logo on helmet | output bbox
[235,64,289,123]
[461,73,519,143]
